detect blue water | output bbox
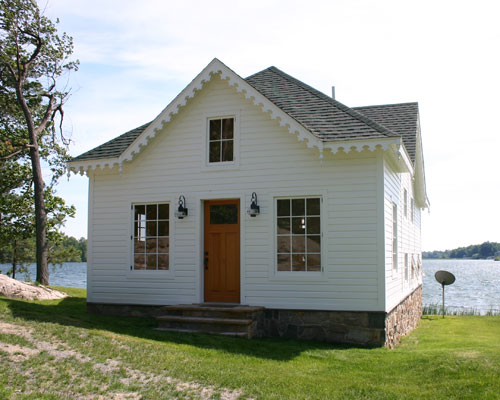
[0,262,86,289]
[422,259,500,314]
[2,260,500,312]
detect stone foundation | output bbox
[88,285,422,347]
[257,308,386,346]
[384,285,422,348]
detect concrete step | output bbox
[154,327,249,338]
[157,315,253,336]
[161,304,264,320]
[156,304,265,338]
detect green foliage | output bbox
[423,241,500,260]
[0,234,86,266]
[1,0,78,284]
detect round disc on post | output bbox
[435,270,456,286]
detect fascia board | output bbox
[67,157,119,175]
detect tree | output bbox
[0,0,78,284]
[0,184,76,279]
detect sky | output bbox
[42,0,500,251]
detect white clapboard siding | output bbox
[88,74,387,311]
[383,154,423,311]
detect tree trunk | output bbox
[14,80,50,286]
[12,240,17,280]
[30,144,49,285]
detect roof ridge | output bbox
[353,102,418,110]
[263,67,399,139]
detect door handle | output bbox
[204,256,209,270]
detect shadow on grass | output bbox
[1,295,367,361]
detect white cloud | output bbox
[41,0,500,249]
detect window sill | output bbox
[270,270,326,282]
[126,269,175,280]
[203,162,239,171]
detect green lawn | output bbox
[1,287,499,399]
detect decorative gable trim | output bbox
[118,58,325,166]
[68,59,407,174]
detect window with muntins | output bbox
[133,203,169,270]
[276,197,321,272]
[411,198,415,222]
[403,189,408,217]
[209,118,234,163]
[392,203,398,270]
[404,253,409,281]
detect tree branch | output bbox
[19,28,43,76]
[34,93,55,137]
[1,144,35,160]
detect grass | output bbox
[0,288,499,399]
[423,304,500,316]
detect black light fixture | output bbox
[175,195,188,219]
[247,192,260,217]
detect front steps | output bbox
[155,304,265,338]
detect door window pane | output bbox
[210,204,238,224]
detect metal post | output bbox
[442,282,445,318]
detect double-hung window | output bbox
[392,203,398,271]
[209,118,234,163]
[133,203,169,270]
[276,197,321,272]
[403,189,408,217]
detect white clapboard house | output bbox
[68,59,428,347]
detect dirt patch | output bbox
[0,274,67,300]
[0,320,246,399]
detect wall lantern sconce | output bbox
[247,192,260,217]
[175,195,188,219]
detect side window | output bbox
[411,198,415,222]
[133,203,169,270]
[209,118,234,163]
[276,197,321,272]
[392,203,398,271]
[403,189,408,217]
[404,253,409,281]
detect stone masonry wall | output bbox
[258,309,387,347]
[384,285,423,348]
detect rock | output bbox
[0,273,67,300]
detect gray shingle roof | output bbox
[245,67,399,141]
[71,66,418,164]
[72,122,150,161]
[353,103,418,163]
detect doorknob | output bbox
[204,256,209,270]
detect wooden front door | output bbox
[204,199,240,303]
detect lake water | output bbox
[0,262,87,289]
[1,260,499,312]
[422,259,500,314]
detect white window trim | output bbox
[392,202,398,276]
[269,192,327,282]
[202,110,240,171]
[127,200,175,279]
[403,188,408,218]
[404,253,409,281]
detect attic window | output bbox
[208,118,234,163]
[209,118,234,163]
